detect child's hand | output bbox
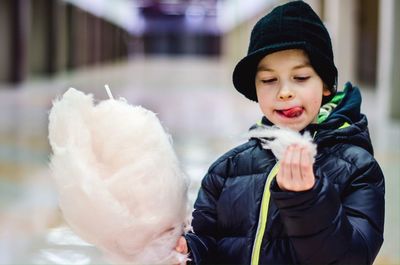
[276,144,315,192]
[175,236,188,254]
[174,236,188,265]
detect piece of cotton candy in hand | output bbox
[48,87,190,264]
[247,126,317,163]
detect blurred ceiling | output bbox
[62,0,275,34]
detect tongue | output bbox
[281,107,303,118]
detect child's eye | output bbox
[261,78,277,84]
[294,76,310,81]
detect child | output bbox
[176,1,385,264]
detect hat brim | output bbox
[232,41,308,102]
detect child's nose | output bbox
[278,85,294,100]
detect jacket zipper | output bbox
[250,162,280,265]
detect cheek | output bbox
[313,98,321,106]
[307,86,324,107]
[309,95,323,112]
[256,89,266,103]
[258,99,269,113]
[256,87,274,102]
[257,96,273,115]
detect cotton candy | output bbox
[48,87,190,264]
[247,126,317,163]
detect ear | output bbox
[323,86,331,96]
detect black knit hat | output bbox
[232,0,337,102]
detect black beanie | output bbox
[232,0,337,103]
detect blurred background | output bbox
[0,0,398,264]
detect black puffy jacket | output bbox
[185,83,385,264]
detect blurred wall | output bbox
[0,0,130,84]
[389,0,400,118]
[221,12,258,69]
[0,0,12,82]
[0,0,30,83]
[324,0,358,89]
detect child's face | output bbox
[255,49,331,131]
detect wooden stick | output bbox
[105,84,114,100]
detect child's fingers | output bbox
[290,145,302,189]
[175,236,188,254]
[277,145,294,190]
[174,237,188,265]
[276,146,289,190]
[286,145,308,191]
[300,147,315,189]
[277,145,315,191]
[282,145,294,181]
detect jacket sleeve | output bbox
[270,155,385,264]
[185,171,225,264]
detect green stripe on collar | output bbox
[318,92,346,124]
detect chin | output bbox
[271,118,307,131]
[284,124,305,132]
[269,113,312,132]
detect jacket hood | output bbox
[254,82,374,155]
[315,82,374,155]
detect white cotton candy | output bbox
[48,87,190,264]
[247,126,317,163]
